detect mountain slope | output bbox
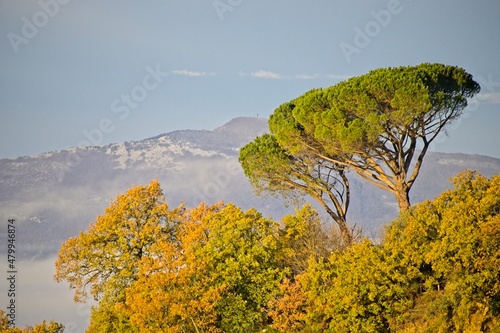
[1,117,499,258]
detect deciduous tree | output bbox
[384,171,500,331]
[54,180,184,332]
[0,313,64,333]
[126,202,224,333]
[126,202,286,333]
[277,204,341,275]
[299,239,415,332]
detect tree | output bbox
[267,278,308,333]
[54,180,184,332]
[24,321,65,333]
[273,171,500,332]
[201,204,285,332]
[277,204,341,276]
[126,202,286,333]
[266,63,480,211]
[0,312,64,333]
[126,202,225,333]
[384,171,500,331]
[240,131,355,245]
[299,239,415,333]
[268,205,344,332]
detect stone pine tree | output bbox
[241,63,480,224]
[240,132,355,245]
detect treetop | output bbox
[269,63,480,155]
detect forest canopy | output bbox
[52,171,500,332]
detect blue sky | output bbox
[1,0,499,159]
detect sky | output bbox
[1,0,500,160]
[0,1,500,328]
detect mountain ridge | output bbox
[1,117,499,259]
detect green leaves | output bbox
[239,134,295,195]
[283,171,500,332]
[53,170,500,332]
[242,113,354,244]
[260,63,481,211]
[193,204,284,332]
[75,196,285,333]
[383,171,500,331]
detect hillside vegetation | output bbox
[4,64,498,333]
[47,171,500,332]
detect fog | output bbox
[0,257,92,331]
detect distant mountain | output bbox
[1,117,499,259]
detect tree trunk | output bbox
[394,184,411,211]
[315,198,353,247]
[337,219,353,247]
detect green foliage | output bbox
[384,171,500,332]
[240,63,480,250]
[278,204,341,275]
[62,195,287,333]
[284,64,479,154]
[201,204,285,332]
[239,134,302,197]
[281,171,500,332]
[299,239,415,332]
[267,63,480,210]
[240,131,353,244]
[55,170,500,332]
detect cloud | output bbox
[172,70,215,77]
[474,92,500,104]
[251,70,285,80]
[295,73,320,80]
[245,71,351,81]
[295,73,351,80]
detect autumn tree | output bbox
[54,180,184,332]
[384,171,500,331]
[277,204,341,276]
[267,278,308,333]
[126,202,286,333]
[126,202,225,333]
[203,204,284,332]
[0,313,64,333]
[278,171,500,332]
[297,238,416,332]
[268,205,347,332]
[55,180,288,332]
[244,63,480,220]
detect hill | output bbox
[1,117,499,258]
